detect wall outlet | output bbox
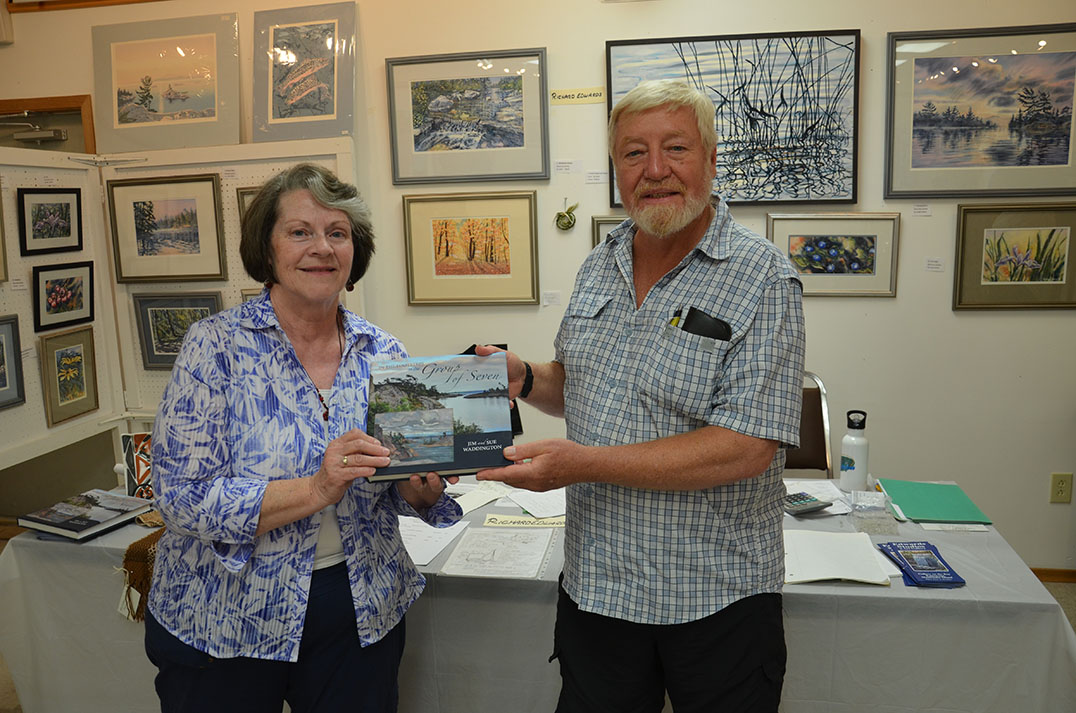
[1050,473,1073,504]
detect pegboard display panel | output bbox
[100,138,354,412]
[0,150,124,468]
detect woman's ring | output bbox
[341,455,348,466]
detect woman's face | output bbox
[268,189,354,309]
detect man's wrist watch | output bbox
[519,361,534,399]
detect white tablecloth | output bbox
[1,505,1073,713]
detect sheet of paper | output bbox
[483,513,565,527]
[506,486,566,519]
[783,529,891,585]
[452,481,514,515]
[440,527,554,579]
[784,478,852,515]
[920,522,990,532]
[397,517,469,566]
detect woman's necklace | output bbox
[309,314,344,422]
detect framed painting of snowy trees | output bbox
[402,191,539,305]
[105,173,226,282]
[885,23,1076,198]
[386,49,549,184]
[91,13,239,153]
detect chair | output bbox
[783,371,832,478]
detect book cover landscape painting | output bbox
[367,353,512,479]
[607,31,859,204]
[110,33,218,128]
[910,52,1074,168]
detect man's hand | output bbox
[476,439,593,492]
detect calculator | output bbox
[784,491,832,516]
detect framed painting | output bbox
[592,215,626,248]
[39,324,98,427]
[767,213,901,297]
[236,186,260,219]
[953,202,1075,309]
[240,288,263,301]
[252,2,355,142]
[0,178,6,283]
[17,187,83,256]
[106,173,227,282]
[31,261,94,332]
[885,23,1076,199]
[402,191,539,305]
[132,292,222,369]
[606,30,860,206]
[0,314,25,411]
[91,13,239,153]
[386,48,550,184]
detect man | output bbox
[476,79,804,713]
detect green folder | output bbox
[876,478,992,524]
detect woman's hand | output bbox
[310,429,391,507]
[396,472,459,512]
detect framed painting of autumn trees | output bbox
[402,191,539,305]
[885,23,1076,198]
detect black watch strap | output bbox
[519,361,534,399]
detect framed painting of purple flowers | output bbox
[767,213,900,297]
[954,202,1075,309]
[31,261,95,333]
[17,188,83,256]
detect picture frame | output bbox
[31,261,94,332]
[235,186,260,219]
[592,215,626,248]
[953,202,1075,310]
[38,324,98,427]
[402,191,539,305]
[0,178,7,283]
[91,13,240,154]
[132,292,222,369]
[252,2,355,143]
[386,48,550,184]
[606,30,860,206]
[17,187,83,256]
[767,213,901,297]
[0,314,25,412]
[106,173,227,283]
[885,23,1076,199]
[8,1,167,12]
[240,288,263,302]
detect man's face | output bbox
[612,104,717,239]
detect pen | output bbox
[669,308,682,327]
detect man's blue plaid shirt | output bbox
[554,195,805,624]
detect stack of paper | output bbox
[876,479,991,524]
[783,529,892,585]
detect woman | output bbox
[144,163,461,713]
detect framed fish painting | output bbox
[252,2,356,142]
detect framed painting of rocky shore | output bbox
[885,23,1076,198]
[386,48,549,184]
[106,174,226,283]
[91,14,239,153]
[252,2,355,143]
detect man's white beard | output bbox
[628,183,711,239]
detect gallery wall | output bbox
[0,0,1073,569]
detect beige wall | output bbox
[0,0,1073,568]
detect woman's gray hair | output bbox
[240,163,375,286]
[607,79,718,157]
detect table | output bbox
[2,501,1074,713]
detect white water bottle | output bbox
[839,410,869,492]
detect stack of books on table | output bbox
[17,488,152,542]
[877,540,966,588]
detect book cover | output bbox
[17,488,152,541]
[877,540,966,588]
[876,478,992,524]
[121,432,153,499]
[366,353,513,481]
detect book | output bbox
[366,352,513,481]
[877,540,966,588]
[783,529,892,585]
[876,478,992,524]
[121,432,154,499]
[17,488,152,541]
